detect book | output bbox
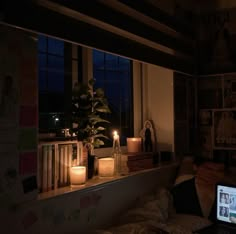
[122,152,153,161]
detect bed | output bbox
[92,157,236,234]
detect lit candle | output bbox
[113,130,119,140]
[98,158,115,177]
[127,137,142,153]
[70,166,86,187]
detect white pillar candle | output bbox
[98,158,115,177]
[127,137,142,153]
[70,166,86,186]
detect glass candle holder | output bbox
[127,137,142,153]
[98,157,115,177]
[70,166,86,187]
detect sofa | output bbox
[92,157,236,234]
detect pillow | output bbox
[117,188,174,226]
[171,177,203,217]
[174,157,195,186]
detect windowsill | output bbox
[38,161,177,201]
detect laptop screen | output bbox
[217,184,236,224]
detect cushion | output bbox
[171,177,203,216]
[174,157,195,186]
[119,188,174,225]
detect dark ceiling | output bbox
[0,0,196,73]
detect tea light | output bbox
[98,157,115,177]
[127,137,142,153]
[70,166,86,187]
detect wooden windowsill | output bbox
[38,161,177,201]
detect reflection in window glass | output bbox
[93,49,133,145]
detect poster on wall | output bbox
[214,110,236,148]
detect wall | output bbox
[142,63,174,151]
[2,165,177,234]
[0,25,38,207]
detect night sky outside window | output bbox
[93,49,133,145]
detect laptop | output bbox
[195,183,236,234]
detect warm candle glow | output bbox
[127,137,142,153]
[113,130,119,140]
[98,158,115,177]
[70,166,86,187]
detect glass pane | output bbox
[38,53,46,69]
[48,56,64,92]
[38,34,47,52]
[94,70,105,87]
[93,49,104,68]
[48,37,64,56]
[38,54,47,91]
[48,55,64,72]
[105,53,118,70]
[38,71,47,92]
[93,50,133,144]
[47,71,64,93]
[119,57,130,71]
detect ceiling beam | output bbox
[37,0,194,56]
[117,0,194,38]
[0,0,194,74]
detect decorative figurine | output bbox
[140,120,155,152]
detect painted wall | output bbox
[142,63,174,151]
[2,165,177,234]
[0,25,38,207]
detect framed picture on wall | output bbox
[213,109,236,149]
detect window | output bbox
[38,35,80,134]
[38,37,133,145]
[93,49,133,145]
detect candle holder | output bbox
[98,157,115,177]
[112,131,122,175]
[127,137,142,153]
[70,166,86,187]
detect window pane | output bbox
[48,56,64,92]
[94,70,105,88]
[38,54,47,91]
[38,34,47,52]
[93,50,104,68]
[38,71,47,91]
[93,49,133,145]
[105,53,118,70]
[119,58,130,70]
[48,37,64,56]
